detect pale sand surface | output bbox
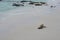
[0,4,60,40]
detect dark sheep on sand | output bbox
[38,24,46,29]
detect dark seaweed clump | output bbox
[38,24,46,29]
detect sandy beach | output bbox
[0,0,60,40]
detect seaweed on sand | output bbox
[38,24,46,29]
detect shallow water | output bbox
[0,0,58,12]
[0,2,17,12]
[0,0,47,12]
[0,0,59,19]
